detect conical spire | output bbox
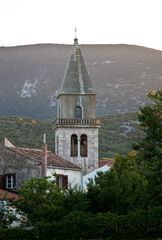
[60,38,93,94]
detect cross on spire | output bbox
[74,27,78,45]
[75,27,77,39]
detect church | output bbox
[55,36,101,175]
[0,36,101,195]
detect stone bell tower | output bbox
[55,37,100,174]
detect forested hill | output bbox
[0,44,162,119]
[0,113,143,158]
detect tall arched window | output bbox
[71,134,78,157]
[80,134,88,157]
[75,106,82,119]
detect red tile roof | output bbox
[7,147,81,170]
[0,189,19,200]
[99,159,115,168]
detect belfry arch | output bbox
[80,134,87,157]
[71,134,78,157]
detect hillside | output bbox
[99,112,144,158]
[0,113,144,158]
[0,116,55,151]
[0,44,161,119]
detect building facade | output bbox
[55,38,100,174]
[0,138,82,191]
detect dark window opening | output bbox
[80,134,88,157]
[0,175,5,189]
[71,134,78,157]
[56,174,68,189]
[75,106,82,119]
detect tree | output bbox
[137,90,162,160]
[136,90,162,206]
[87,154,148,214]
[13,177,89,227]
[62,185,89,214]
[13,177,65,226]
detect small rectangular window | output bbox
[5,174,16,190]
[56,174,68,189]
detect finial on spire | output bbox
[75,27,77,39]
[74,27,78,45]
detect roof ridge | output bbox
[11,146,52,153]
[7,146,81,170]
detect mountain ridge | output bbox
[2,43,162,51]
[0,43,161,119]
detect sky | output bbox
[0,0,162,50]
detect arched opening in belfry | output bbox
[80,134,88,157]
[75,106,82,119]
[71,134,78,157]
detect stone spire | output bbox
[60,38,93,94]
[55,35,100,175]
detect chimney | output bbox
[42,133,47,177]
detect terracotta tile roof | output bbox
[0,189,19,200]
[99,159,115,168]
[47,151,81,169]
[7,147,81,170]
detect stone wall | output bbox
[0,146,42,189]
[57,94,96,119]
[55,127,99,174]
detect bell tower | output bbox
[55,37,100,174]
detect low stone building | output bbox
[0,138,82,191]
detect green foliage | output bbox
[0,116,55,152]
[137,90,162,159]
[1,206,162,239]
[136,90,162,206]
[99,112,144,158]
[0,201,16,228]
[0,227,37,240]
[87,154,148,214]
[13,177,89,227]
[14,177,65,225]
[0,113,143,158]
[62,186,90,213]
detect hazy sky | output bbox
[0,0,162,50]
